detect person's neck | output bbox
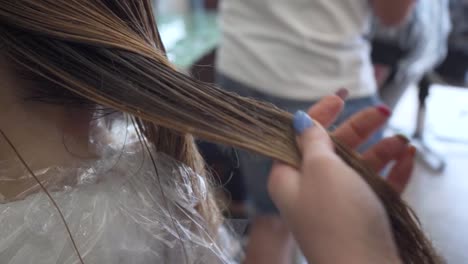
[0,56,98,202]
[0,106,98,202]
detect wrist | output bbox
[295,224,402,264]
[288,207,401,264]
[244,216,294,264]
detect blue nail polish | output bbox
[293,111,314,134]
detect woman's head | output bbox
[0,1,441,263]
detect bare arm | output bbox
[371,0,416,26]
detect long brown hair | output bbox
[0,0,442,263]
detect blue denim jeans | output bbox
[216,74,383,215]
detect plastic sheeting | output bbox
[0,114,241,264]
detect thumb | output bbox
[293,111,334,161]
[267,161,301,210]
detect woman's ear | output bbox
[62,108,97,157]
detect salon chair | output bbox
[413,44,468,171]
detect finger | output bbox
[387,146,416,194]
[333,105,391,149]
[293,111,333,159]
[335,88,349,100]
[361,135,409,172]
[307,95,344,128]
[268,161,301,208]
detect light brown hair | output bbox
[0,0,442,263]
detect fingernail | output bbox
[408,146,417,157]
[376,104,392,117]
[395,134,410,144]
[335,88,349,100]
[293,110,314,134]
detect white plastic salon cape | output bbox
[0,117,240,264]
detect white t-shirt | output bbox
[216,0,377,100]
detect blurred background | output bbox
[153,0,468,262]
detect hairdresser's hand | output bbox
[267,113,402,264]
[308,95,414,193]
[244,96,412,264]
